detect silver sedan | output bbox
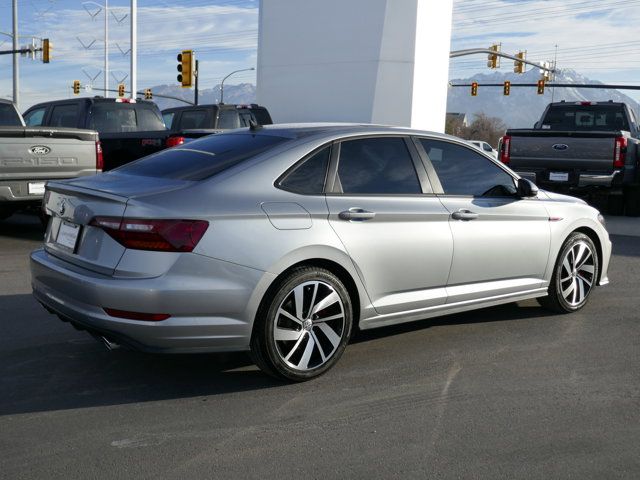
[31,124,612,381]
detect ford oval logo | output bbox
[29,145,51,155]
[552,144,569,151]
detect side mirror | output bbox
[517,178,539,198]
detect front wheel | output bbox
[539,232,599,313]
[251,267,353,382]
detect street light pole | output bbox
[219,67,255,104]
[12,0,18,107]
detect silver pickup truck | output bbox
[500,101,640,216]
[0,100,101,221]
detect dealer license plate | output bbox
[56,221,80,250]
[549,172,569,182]
[28,182,46,195]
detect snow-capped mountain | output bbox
[446,69,640,128]
[148,83,256,111]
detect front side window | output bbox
[419,139,516,197]
[279,147,330,194]
[24,107,46,126]
[336,137,421,194]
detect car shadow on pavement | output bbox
[0,213,45,242]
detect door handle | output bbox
[339,208,376,221]
[451,209,479,221]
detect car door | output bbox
[325,136,453,315]
[415,137,551,304]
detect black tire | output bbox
[0,207,14,221]
[539,232,599,313]
[606,193,624,216]
[250,266,353,382]
[623,184,640,217]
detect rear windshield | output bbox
[0,103,22,126]
[89,103,166,133]
[115,133,290,180]
[542,104,630,131]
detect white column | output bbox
[257,0,453,133]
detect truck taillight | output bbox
[166,136,185,148]
[614,136,627,168]
[500,135,511,164]
[96,141,104,171]
[90,217,209,252]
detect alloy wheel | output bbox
[273,280,346,371]
[560,240,595,307]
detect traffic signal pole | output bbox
[194,59,199,106]
[450,48,556,75]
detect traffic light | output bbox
[487,44,500,69]
[144,88,152,100]
[503,80,511,96]
[118,83,125,97]
[42,38,51,63]
[537,79,545,95]
[471,82,478,96]
[177,50,194,88]
[73,80,80,95]
[514,51,526,74]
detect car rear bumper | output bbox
[517,169,622,190]
[30,248,272,353]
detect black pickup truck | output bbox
[162,103,273,144]
[500,101,640,216]
[23,97,171,171]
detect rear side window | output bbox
[336,137,421,194]
[0,103,22,126]
[115,133,290,180]
[50,104,78,128]
[89,104,165,133]
[279,147,330,194]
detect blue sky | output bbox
[2,0,639,109]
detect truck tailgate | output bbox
[508,130,617,172]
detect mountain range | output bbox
[150,69,640,129]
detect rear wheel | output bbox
[251,267,353,381]
[539,232,599,313]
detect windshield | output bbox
[542,104,630,131]
[115,133,290,180]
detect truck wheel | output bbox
[250,266,353,382]
[606,193,624,216]
[0,207,14,221]
[539,232,599,314]
[624,184,640,217]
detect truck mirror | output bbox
[517,178,539,198]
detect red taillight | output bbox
[90,217,209,252]
[500,135,511,164]
[166,136,185,148]
[103,308,170,321]
[614,136,627,168]
[95,140,104,171]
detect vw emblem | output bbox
[28,145,51,155]
[552,144,569,151]
[59,200,66,216]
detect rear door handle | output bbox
[451,209,479,221]
[339,208,376,221]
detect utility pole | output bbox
[130,0,136,99]
[104,0,108,97]
[194,59,199,105]
[12,0,18,107]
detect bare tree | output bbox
[446,113,507,148]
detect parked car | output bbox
[162,103,274,145]
[23,97,171,171]
[31,124,611,381]
[469,140,498,159]
[499,101,640,216]
[0,99,101,221]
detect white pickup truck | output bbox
[0,99,102,221]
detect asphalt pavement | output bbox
[1,214,639,479]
